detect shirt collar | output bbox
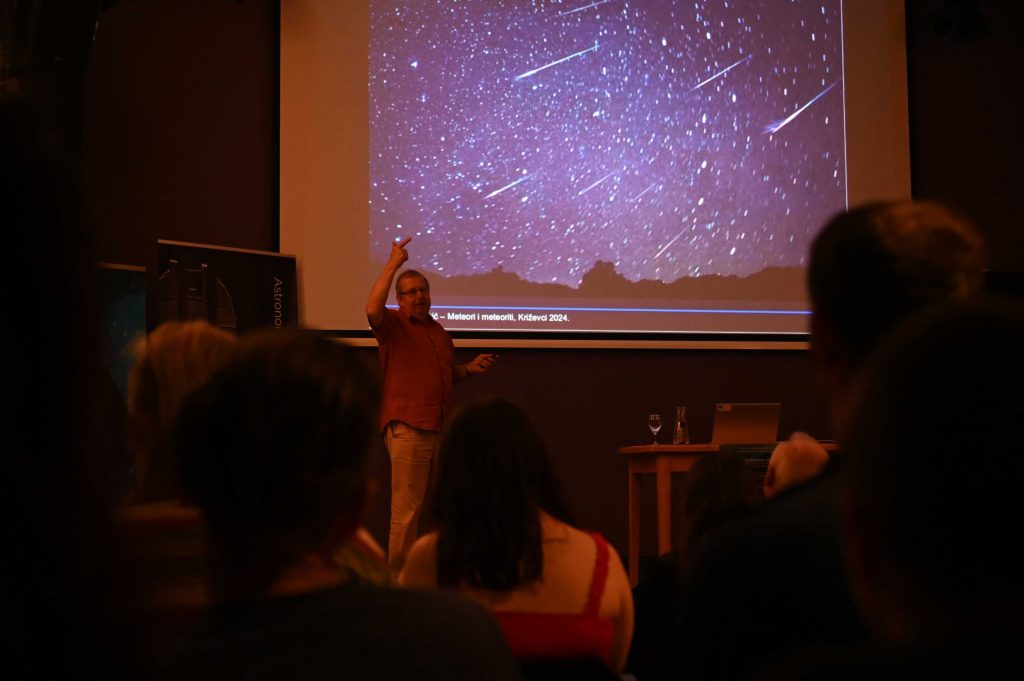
[400,308,435,326]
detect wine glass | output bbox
[648,413,662,444]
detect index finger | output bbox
[394,236,413,248]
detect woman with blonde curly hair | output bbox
[125,320,238,503]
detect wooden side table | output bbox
[617,444,718,585]
[618,441,837,585]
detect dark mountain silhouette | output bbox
[425,261,805,304]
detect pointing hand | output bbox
[388,237,412,269]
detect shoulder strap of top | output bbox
[583,532,610,617]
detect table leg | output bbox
[656,456,672,556]
[628,464,640,587]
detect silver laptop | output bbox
[711,403,782,444]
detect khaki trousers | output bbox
[384,421,439,573]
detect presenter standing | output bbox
[367,237,497,572]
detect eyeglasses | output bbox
[397,286,430,297]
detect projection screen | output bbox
[280,0,909,346]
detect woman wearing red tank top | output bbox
[400,398,633,672]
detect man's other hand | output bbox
[466,353,498,375]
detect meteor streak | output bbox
[577,171,615,196]
[556,0,615,17]
[654,230,685,259]
[763,80,841,134]
[688,54,752,92]
[630,183,656,202]
[514,42,600,81]
[484,173,533,199]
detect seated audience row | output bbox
[14,182,1015,681]
[169,331,523,680]
[131,200,1005,681]
[649,201,990,680]
[124,321,630,677]
[120,321,392,662]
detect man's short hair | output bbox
[808,201,986,365]
[176,330,379,597]
[395,269,429,296]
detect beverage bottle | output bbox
[672,406,689,444]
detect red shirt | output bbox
[491,532,614,663]
[372,307,455,432]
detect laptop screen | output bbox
[711,403,782,444]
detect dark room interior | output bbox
[6,0,1023,570]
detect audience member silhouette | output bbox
[116,320,239,661]
[652,201,987,680]
[400,397,633,674]
[171,332,521,681]
[1,107,139,678]
[125,320,239,504]
[832,300,1024,676]
[807,201,986,432]
[121,321,391,663]
[673,453,762,575]
[772,300,1024,677]
[627,452,761,679]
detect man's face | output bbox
[397,275,431,321]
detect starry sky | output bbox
[369,0,845,288]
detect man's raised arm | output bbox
[366,237,411,328]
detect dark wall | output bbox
[83,0,277,265]
[906,1,1024,271]
[80,0,1023,558]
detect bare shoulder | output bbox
[542,514,620,562]
[540,512,589,546]
[603,541,632,598]
[544,518,632,615]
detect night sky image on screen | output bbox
[369,0,845,296]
